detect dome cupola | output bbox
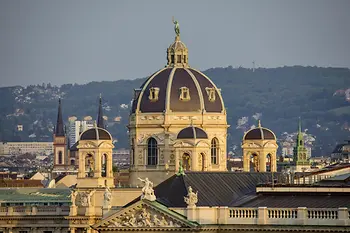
[243,120,276,140]
[131,19,225,114]
[167,19,188,67]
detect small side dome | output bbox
[177,126,208,139]
[244,121,276,140]
[80,127,112,140]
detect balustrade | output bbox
[229,208,258,218]
[227,207,349,226]
[307,209,338,219]
[0,206,69,216]
[268,208,297,219]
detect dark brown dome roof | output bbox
[177,126,208,139]
[244,128,276,140]
[80,127,111,140]
[131,67,224,113]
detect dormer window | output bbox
[149,87,160,102]
[179,87,190,101]
[205,87,216,102]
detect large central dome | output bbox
[131,35,224,113]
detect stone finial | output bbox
[138,177,156,201]
[184,186,198,208]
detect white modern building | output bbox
[68,120,94,147]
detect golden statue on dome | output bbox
[172,16,180,36]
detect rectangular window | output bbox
[177,55,181,63]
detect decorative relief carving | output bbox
[107,206,182,228]
[76,190,95,207]
[248,143,260,148]
[79,142,96,148]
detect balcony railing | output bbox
[227,207,349,226]
[0,206,70,216]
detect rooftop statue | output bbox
[172,17,180,36]
[138,177,156,201]
[184,186,198,208]
[103,186,112,207]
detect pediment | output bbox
[242,142,261,148]
[98,141,114,148]
[77,141,97,149]
[263,142,277,148]
[173,141,194,148]
[195,140,210,147]
[93,200,198,230]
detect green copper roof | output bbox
[0,188,71,203]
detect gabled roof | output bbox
[126,172,278,208]
[93,199,199,230]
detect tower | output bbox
[293,118,309,171]
[97,95,105,129]
[53,98,67,169]
[242,120,278,172]
[76,97,114,188]
[128,20,228,186]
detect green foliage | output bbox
[0,66,349,156]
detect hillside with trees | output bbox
[0,66,349,156]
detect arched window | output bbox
[147,138,158,165]
[101,154,107,177]
[211,138,219,165]
[58,151,63,164]
[70,159,75,166]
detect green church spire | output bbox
[293,117,309,166]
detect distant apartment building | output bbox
[113,148,130,166]
[281,141,312,158]
[67,120,94,147]
[0,142,53,156]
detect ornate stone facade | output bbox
[242,120,278,172]
[128,29,229,186]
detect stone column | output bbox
[243,153,249,172]
[78,152,85,178]
[296,207,307,225]
[186,207,196,222]
[70,205,77,216]
[94,151,101,178]
[259,153,266,172]
[272,152,277,172]
[257,207,267,224]
[107,153,113,178]
[218,207,228,224]
[70,228,76,233]
[338,207,348,225]
[192,148,197,171]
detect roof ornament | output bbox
[172,16,180,37]
[138,177,156,201]
[176,160,185,176]
[184,186,198,208]
[258,119,262,128]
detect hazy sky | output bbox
[1,0,350,87]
